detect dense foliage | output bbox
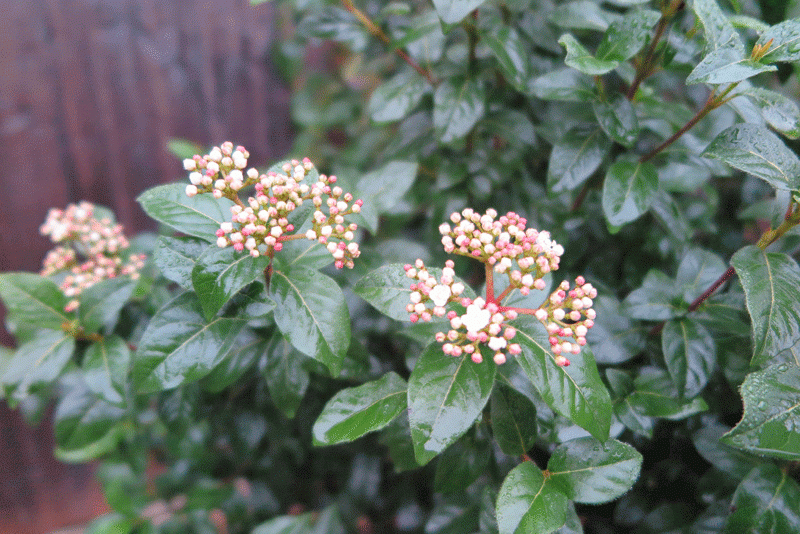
[3,0,800,532]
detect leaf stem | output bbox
[485,262,495,303]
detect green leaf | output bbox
[496,462,569,534]
[434,427,491,494]
[166,138,202,160]
[724,464,800,531]
[757,19,800,63]
[528,68,595,102]
[379,412,421,472]
[593,94,640,147]
[549,0,615,31]
[602,160,659,226]
[407,343,496,465]
[78,278,135,333]
[0,272,70,329]
[433,78,486,143]
[587,296,646,364]
[692,0,744,52]
[153,236,209,290]
[702,124,800,190]
[482,26,531,92]
[687,48,776,85]
[513,316,612,441]
[55,382,126,450]
[84,513,133,534]
[741,87,800,139]
[253,506,344,534]
[2,330,75,394]
[595,9,661,62]
[548,437,642,504]
[547,126,611,193]
[693,420,761,480]
[490,382,538,455]
[83,335,130,404]
[731,246,800,366]
[313,372,406,444]
[269,265,350,377]
[662,319,716,398]
[676,248,728,304]
[273,238,334,271]
[368,69,429,123]
[132,292,246,393]
[192,246,271,320]
[202,332,263,393]
[625,367,709,420]
[136,183,234,241]
[622,269,682,321]
[431,0,486,24]
[721,363,800,459]
[354,160,419,234]
[262,335,310,419]
[559,34,619,75]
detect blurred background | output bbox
[0,0,294,531]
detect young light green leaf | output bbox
[482,26,531,91]
[702,124,800,190]
[512,316,612,441]
[547,126,611,193]
[622,269,682,321]
[192,246,271,321]
[431,0,486,24]
[742,87,800,139]
[136,183,234,241]
[756,19,800,63]
[528,68,595,102]
[721,363,800,459]
[1,330,75,395]
[496,462,569,534]
[263,335,310,419]
[661,319,716,398]
[559,34,619,75]
[731,246,800,367]
[55,382,126,450]
[490,382,538,455]
[687,48,775,85]
[368,69,429,123]
[433,78,485,143]
[724,464,800,531]
[593,94,640,147]
[602,160,659,226]
[78,278,135,334]
[548,437,643,504]
[0,273,70,330]
[83,335,130,405]
[269,265,350,377]
[153,236,209,290]
[595,9,661,62]
[407,343,496,465]
[313,372,407,445]
[132,292,246,393]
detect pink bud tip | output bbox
[274,243,283,251]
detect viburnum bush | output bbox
[3,0,800,532]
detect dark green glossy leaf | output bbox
[0,272,70,329]
[269,265,350,377]
[731,246,800,366]
[548,437,643,504]
[425,497,480,534]
[662,319,717,398]
[547,126,610,193]
[528,68,595,102]
[153,236,208,290]
[742,87,800,139]
[379,411,420,472]
[692,292,749,335]
[676,248,728,304]
[587,296,646,364]
[407,343,496,465]
[513,316,612,441]
[692,0,743,52]
[757,19,800,63]
[433,78,485,143]
[602,160,659,226]
[368,69,429,123]
[490,382,538,455]
[136,183,234,241]
[78,278,135,333]
[313,371,406,444]
[482,26,531,92]
[202,331,263,393]
[688,48,776,85]
[593,94,640,147]
[721,363,800,459]
[273,238,333,271]
[595,9,661,62]
[549,0,614,31]
[554,502,584,534]
[724,464,800,531]
[192,246,271,320]
[702,124,800,190]
[559,34,618,75]
[2,330,75,394]
[434,427,491,493]
[496,462,569,534]
[354,160,418,233]
[83,335,130,404]
[263,335,310,419]
[622,269,682,321]
[626,367,709,420]
[693,419,760,480]
[132,292,246,393]
[252,505,344,534]
[55,382,126,450]
[432,0,486,24]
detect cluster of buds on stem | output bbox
[406,209,597,367]
[40,201,146,312]
[184,143,363,269]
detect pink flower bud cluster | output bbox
[404,260,522,365]
[184,144,363,269]
[39,202,146,312]
[534,276,597,366]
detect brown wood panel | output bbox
[0,0,293,531]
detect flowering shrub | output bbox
[3,0,800,533]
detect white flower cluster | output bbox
[40,202,145,312]
[183,141,251,199]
